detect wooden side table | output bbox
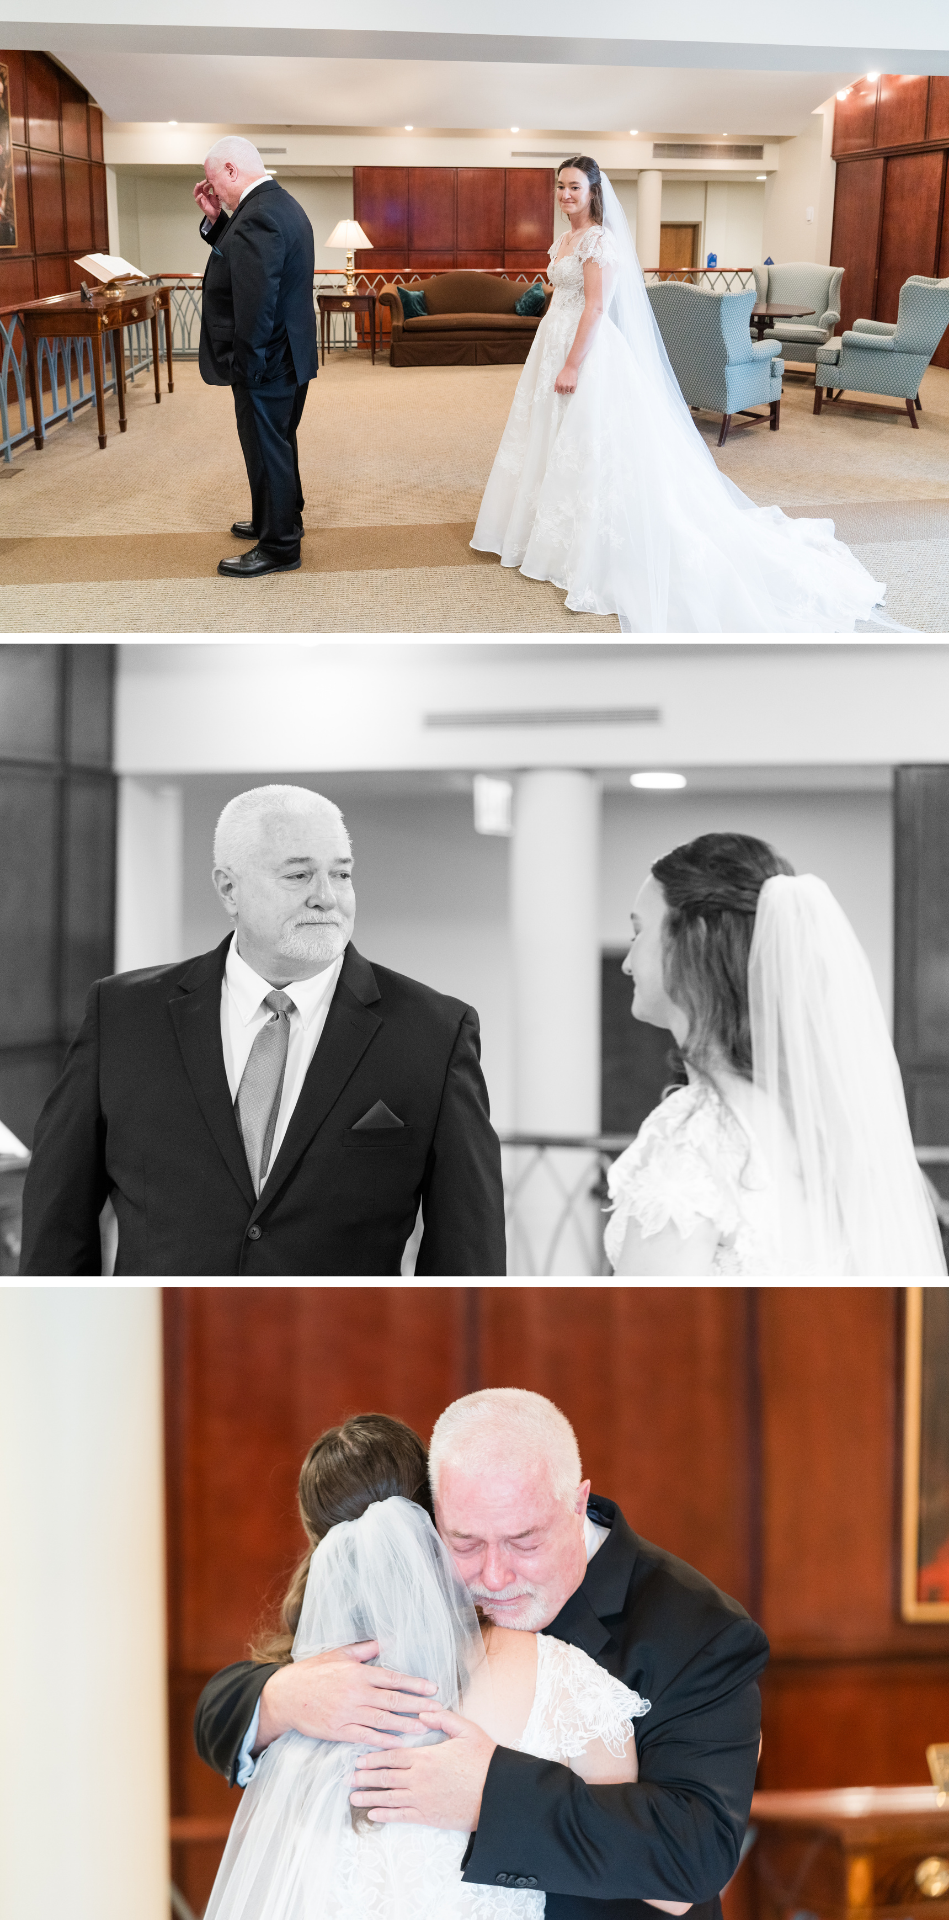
[20,283,174,450]
[751,302,816,342]
[318,291,377,365]
[750,1786,949,1920]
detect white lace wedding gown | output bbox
[603,1081,784,1276]
[471,225,886,633]
[321,1634,648,1919]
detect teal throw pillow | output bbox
[514,281,547,316]
[397,287,427,319]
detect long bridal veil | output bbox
[748,875,946,1276]
[204,1498,486,1920]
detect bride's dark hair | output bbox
[558,155,604,225]
[651,833,795,1078]
[250,1412,431,1666]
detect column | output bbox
[509,771,601,1274]
[636,170,663,271]
[0,1289,169,1920]
[116,776,184,972]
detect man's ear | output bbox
[574,1478,592,1517]
[212,865,239,920]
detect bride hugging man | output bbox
[196,1389,769,1920]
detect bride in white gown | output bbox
[472,156,887,633]
[605,832,946,1277]
[204,1459,691,1919]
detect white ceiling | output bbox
[66,55,863,134]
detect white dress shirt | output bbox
[234,1506,612,1786]
[221,936,344,1176]
[237,175,271,207]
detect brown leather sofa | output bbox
[377,270,552,367]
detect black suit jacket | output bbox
[20,938,506,1277]
[192,1501,768,1917]
[199,178,318,389]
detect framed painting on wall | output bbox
[901,1285,949,1621]
[0,65,17,248]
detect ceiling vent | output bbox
[424,707,662,728]
[652,142,764,160]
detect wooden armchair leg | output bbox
[813,387,823,414]
[718,414,732,446]
[831,388,843,400]
[915,391,922,410]
[905,396,920,427]
[769,399,780,430]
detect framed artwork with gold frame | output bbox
[0,64,18,249]
[901,1286,949,1621]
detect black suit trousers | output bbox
[232,379,308,555]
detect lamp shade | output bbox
[325,219,373,250]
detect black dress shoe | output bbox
[231,520,305,539]
[218,544,301,578]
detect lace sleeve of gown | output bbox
[522,1634,651,1764]
[575,225,620,269]
[605,1086,741,1246]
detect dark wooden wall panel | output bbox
[458,167,505,252]
[875,74,930,149]
[408,167,455,250]
[353,165,553,271]
[830,157,885,334]
[505,168,555,253]
[760,1659,948,1789]
[893,766,949,1146]
[832,77,880,156]
[0,49,110,307]
[928,76,949,141]
[876,149,947,322]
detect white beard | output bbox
[279,920,347,965]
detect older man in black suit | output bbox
[20,785,506,1277]
[195,137,318,579]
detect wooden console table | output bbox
[750,1787,949,1920]
[20,283,174,450]
[318,290,377,365]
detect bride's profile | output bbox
[203,1413,691,1919]
[472,155,887,633]
[606,833,946,1277]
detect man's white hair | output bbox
[429,1389,583,1506]
[213,785,350,872]
[205,135,266,175]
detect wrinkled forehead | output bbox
[437,1457,565,1531]
[257,808,352,866]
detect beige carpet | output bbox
[0,350,946,634]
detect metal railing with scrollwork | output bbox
[642,267,757,292]
[0,299,167,462]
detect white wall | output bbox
[762,98,837,266]
[602,785,894,1027]
[703,179,766,266]
[115,167,354,273]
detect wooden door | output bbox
[830,155,884,333]
[875,74,929,148]
[353,165,408,269]
[660,223,698,270]
[893,766,949,1151]
[504,166,554,268]
[457,166,505,268]
[876,149,946,322]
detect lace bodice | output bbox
[604,1081,780,1276]
[324,1635,649,1920]
[547,226,620,313]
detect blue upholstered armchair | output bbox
[752,262,844,365]
[647,282,783,447]
[814,276,950,426]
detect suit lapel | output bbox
[167,938,256,1206]
[542,1500,638,1660]
[253,945,383,1216]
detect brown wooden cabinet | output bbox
[354,164,554,273]
[0,50,108,308]
[830,75,949,365]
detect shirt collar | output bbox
[237,175,271,206]
[225,934,344,1029]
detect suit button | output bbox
[246,1224,262,1240]
[495,1874,509,1886]
[515,1878,530,1888]
[526,1879,538,1890]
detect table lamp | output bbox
[325,220,373,293]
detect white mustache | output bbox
[468,1583,537,1602]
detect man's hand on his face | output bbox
[194,178,222,223]
[349,1707,496,1831]
[254,1642,439,1755]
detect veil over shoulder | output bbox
[203,1498,486,1920]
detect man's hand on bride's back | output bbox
[253,1641,439,1754]
[350,1706,496,1831]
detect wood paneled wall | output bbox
[0,51,108,312]
[893,766,949,1153]
[353,165,555,271]
[0,645,115,1148]
[830,75,949,366]
[164,1288,948,1916]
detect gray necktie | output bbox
[235,990,295,1194]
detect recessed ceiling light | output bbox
[722,132,728,137]
[168,119,177,125]
[756,173,767,180]
[511,125,519,132]
[867,71,880,81]
[836,90,851,100]
[630,771,687,790]
[629,128,638,135]
[404,124,413,131]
